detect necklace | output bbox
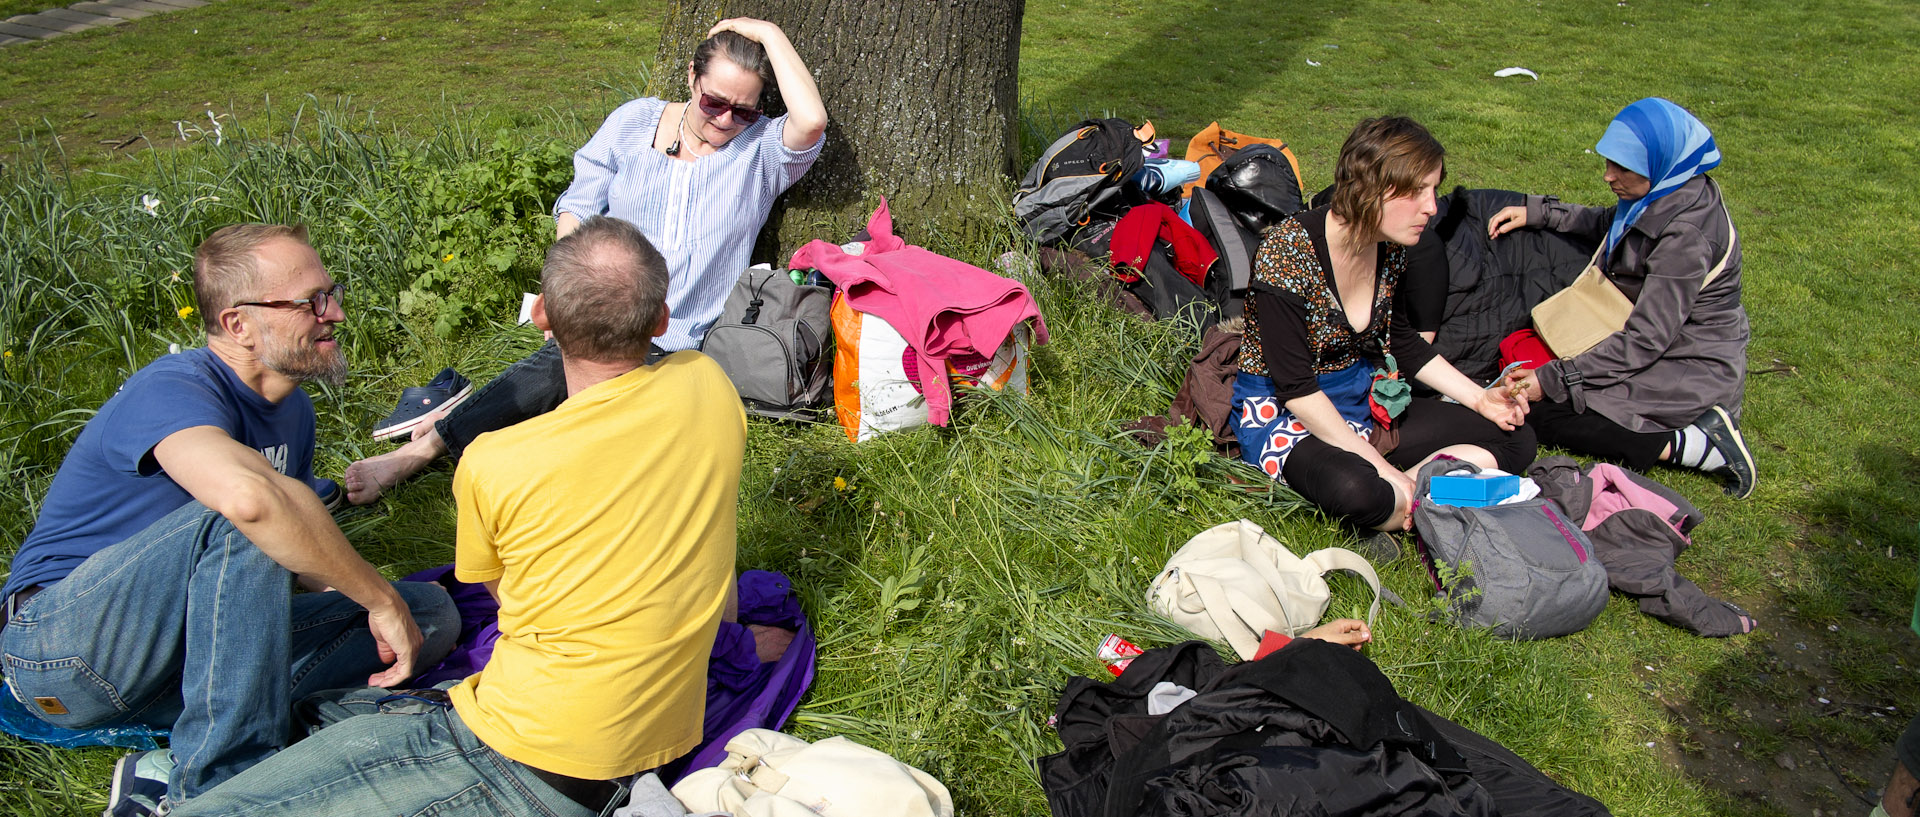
[666,101,710,157]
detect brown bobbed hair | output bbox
[692,30,774,96]
[1329,116,1446,250]
[192,223,311,335]
[541,216,670,363]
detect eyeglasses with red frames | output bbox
[696,92,763,124]
[234,283,345,318]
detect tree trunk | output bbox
[658,0,1025,256]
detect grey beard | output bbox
[260,335,348,387]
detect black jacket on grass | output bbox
[1038,639,1612,817]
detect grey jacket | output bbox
[1527,175,1749,433]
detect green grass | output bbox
[5,1,1920,816]
[0,1,54,21]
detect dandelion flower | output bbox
[443,253,455,263]
[833,477,848,491]
[177,306,195,319]
[2,350,11,359]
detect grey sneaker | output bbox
[1693,404,1756,499]
[104,749,171,817]
[1356,530,1402,564]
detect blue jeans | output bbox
[171,703,615,817]
[0,501,460,801]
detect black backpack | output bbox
[699,268,831,421]
[1013,118,1145,246]
[1186,187,1256,320]
[1204,143,1307,233]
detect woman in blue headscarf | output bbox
[1487,98,1755,500]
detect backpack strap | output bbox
[1303,547,1384,628]
[1183,571,1279,660]
[1698,178,1738,291]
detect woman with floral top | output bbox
[1234,117,1534,531]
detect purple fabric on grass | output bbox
[400,567,815,783]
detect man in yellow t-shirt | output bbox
[176,216,745,817]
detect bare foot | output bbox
[344,431,446,504]
[748,624,797,663]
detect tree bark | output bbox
[658,0,1025,254]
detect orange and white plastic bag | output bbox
[829,293,1031,442]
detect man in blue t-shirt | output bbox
[0,224,458,814]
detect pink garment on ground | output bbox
[788,199,1049,426]
[1584,462,1687,539]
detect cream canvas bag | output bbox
[1148,519,1382,660]
[671,729,953,817]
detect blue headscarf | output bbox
[1594,97,1720,259]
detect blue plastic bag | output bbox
[0,680,166,750]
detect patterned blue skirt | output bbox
[1231,361,1375,481]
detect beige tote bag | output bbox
[1148,519,1381,660]
[1532,190,1736,358]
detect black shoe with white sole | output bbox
[1692,404,1756,499]
[372,368,472,442]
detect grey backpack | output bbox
[1012,118,1144,246]
[1410,459,1608,640]
[700,268,831,421]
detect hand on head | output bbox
[706,17,782,42]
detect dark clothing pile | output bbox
[1040,639,1611,817]
[1528,456,1750,637]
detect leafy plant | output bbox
[394,132,574,337]
[1158,419,1215,499]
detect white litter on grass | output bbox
[1306,58,1322,67]
[1494,66,1540,80]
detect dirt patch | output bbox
[1666,611,1919,815]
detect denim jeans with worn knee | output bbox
[170,703,615,817]
[0,501,460,802]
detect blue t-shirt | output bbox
[2,347,330,599]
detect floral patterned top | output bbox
[1237,208,1434,403]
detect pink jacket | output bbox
[788,200,1049,425]
[1584,463,1687,540]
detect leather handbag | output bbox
[1531,186,1737,357]
[1148,519,1381,660]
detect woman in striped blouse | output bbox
[345,18,826,503]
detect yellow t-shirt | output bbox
[448,351,746,779]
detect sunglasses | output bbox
[234,283,345,318]
[696,92,762,124]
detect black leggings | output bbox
[433,339,666,459]
[1524,398,1669,471]
[1281,398,1537,529]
